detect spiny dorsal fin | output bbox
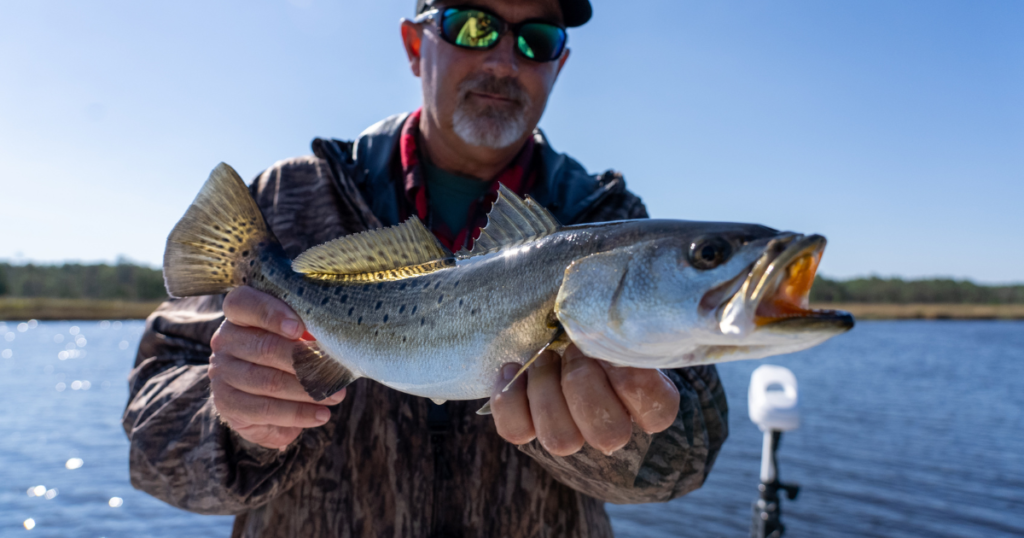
[292,216,454,282]
[465,183,561,258]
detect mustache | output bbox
[457,74,530,107]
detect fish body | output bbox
[164,164,853,402]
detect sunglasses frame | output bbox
[414,5,568,63]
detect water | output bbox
[1,321,1022,537]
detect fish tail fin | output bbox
[163,163,272,298]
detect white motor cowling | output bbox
[748,364,800,432]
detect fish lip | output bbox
[715,233,852,332]
[748,234,852,329]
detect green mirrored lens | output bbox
[517,23,566,61]
[443,8,501,49]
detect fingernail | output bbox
[281,318,300,338]
[315,409,330,422]
[502,363,519,382]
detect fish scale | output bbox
[164,163,853,403]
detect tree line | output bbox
[0,261,1021,304]
[0,261,167,302]
[809,276,1024,304]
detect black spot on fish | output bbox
[348,307,354,316]
[454,280,460,288]
[423,281,430,289]
[242,250,249,257]
[383,314,389,323]
[471,308,478,316]
[363,285,370,292]
[340,294,348,303]
[399,283,407,291]
[249,260,255,267]
[321,297,330,306]
[377,283,384,290]
[242,277,248,284]
[358,316,363,325]
[375,330,379,337]
[375,301,382,310]
[459,299,463,307]
[421,318,425,326]
[306,308,311,315]
[213,225,221,231]
[399,305,405,314]
[434,281,441,290]
[229,247,236,253]
[438,295,444,304]
[297,287,304,297]
[412,305,418,315]
[402,336,407,343]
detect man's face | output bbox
[411,0,568,150]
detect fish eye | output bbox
[688,237,733,270]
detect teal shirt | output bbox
[423,162,493,233]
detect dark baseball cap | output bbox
[415,0,592,27]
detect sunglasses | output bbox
[415,5,568,63]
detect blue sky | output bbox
[1,1,1021,283]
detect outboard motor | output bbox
[748,365,801,538]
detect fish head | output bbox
[555,221,853,368]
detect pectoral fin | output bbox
[501,327,566,393]
[292,341,358,401]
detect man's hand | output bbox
[490,344,680,456]
[208,287,346,450]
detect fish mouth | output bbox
[713,234,854,333]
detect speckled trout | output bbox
[164,164,853,404]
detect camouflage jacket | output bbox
[123,114,729,538]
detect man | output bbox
[123,1,729,536]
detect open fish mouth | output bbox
[749,234,853,330]
[711,234,854,334]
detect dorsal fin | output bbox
[465,184,561,258]
[292,216,454,282]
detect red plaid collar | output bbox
[399,108,537,251]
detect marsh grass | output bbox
[0,298,163,321]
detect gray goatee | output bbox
[452,74,532,149]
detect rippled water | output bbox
[1,320,1022,537]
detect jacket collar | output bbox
[313,113,621,227]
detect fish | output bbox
[163,163,853,407]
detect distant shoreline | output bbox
[0,298,164,321]
[1,298,1023,322]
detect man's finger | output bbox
[211,352,346,405]
[222,286,304,340]
[560,345,633,456]
[490,363,536,445]
[211,324,300,375]
[527,351,584,456]
[212,379,332,428]
[229,423,304,451]
[598,362,680,434]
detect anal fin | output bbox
[292,341,358,401]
